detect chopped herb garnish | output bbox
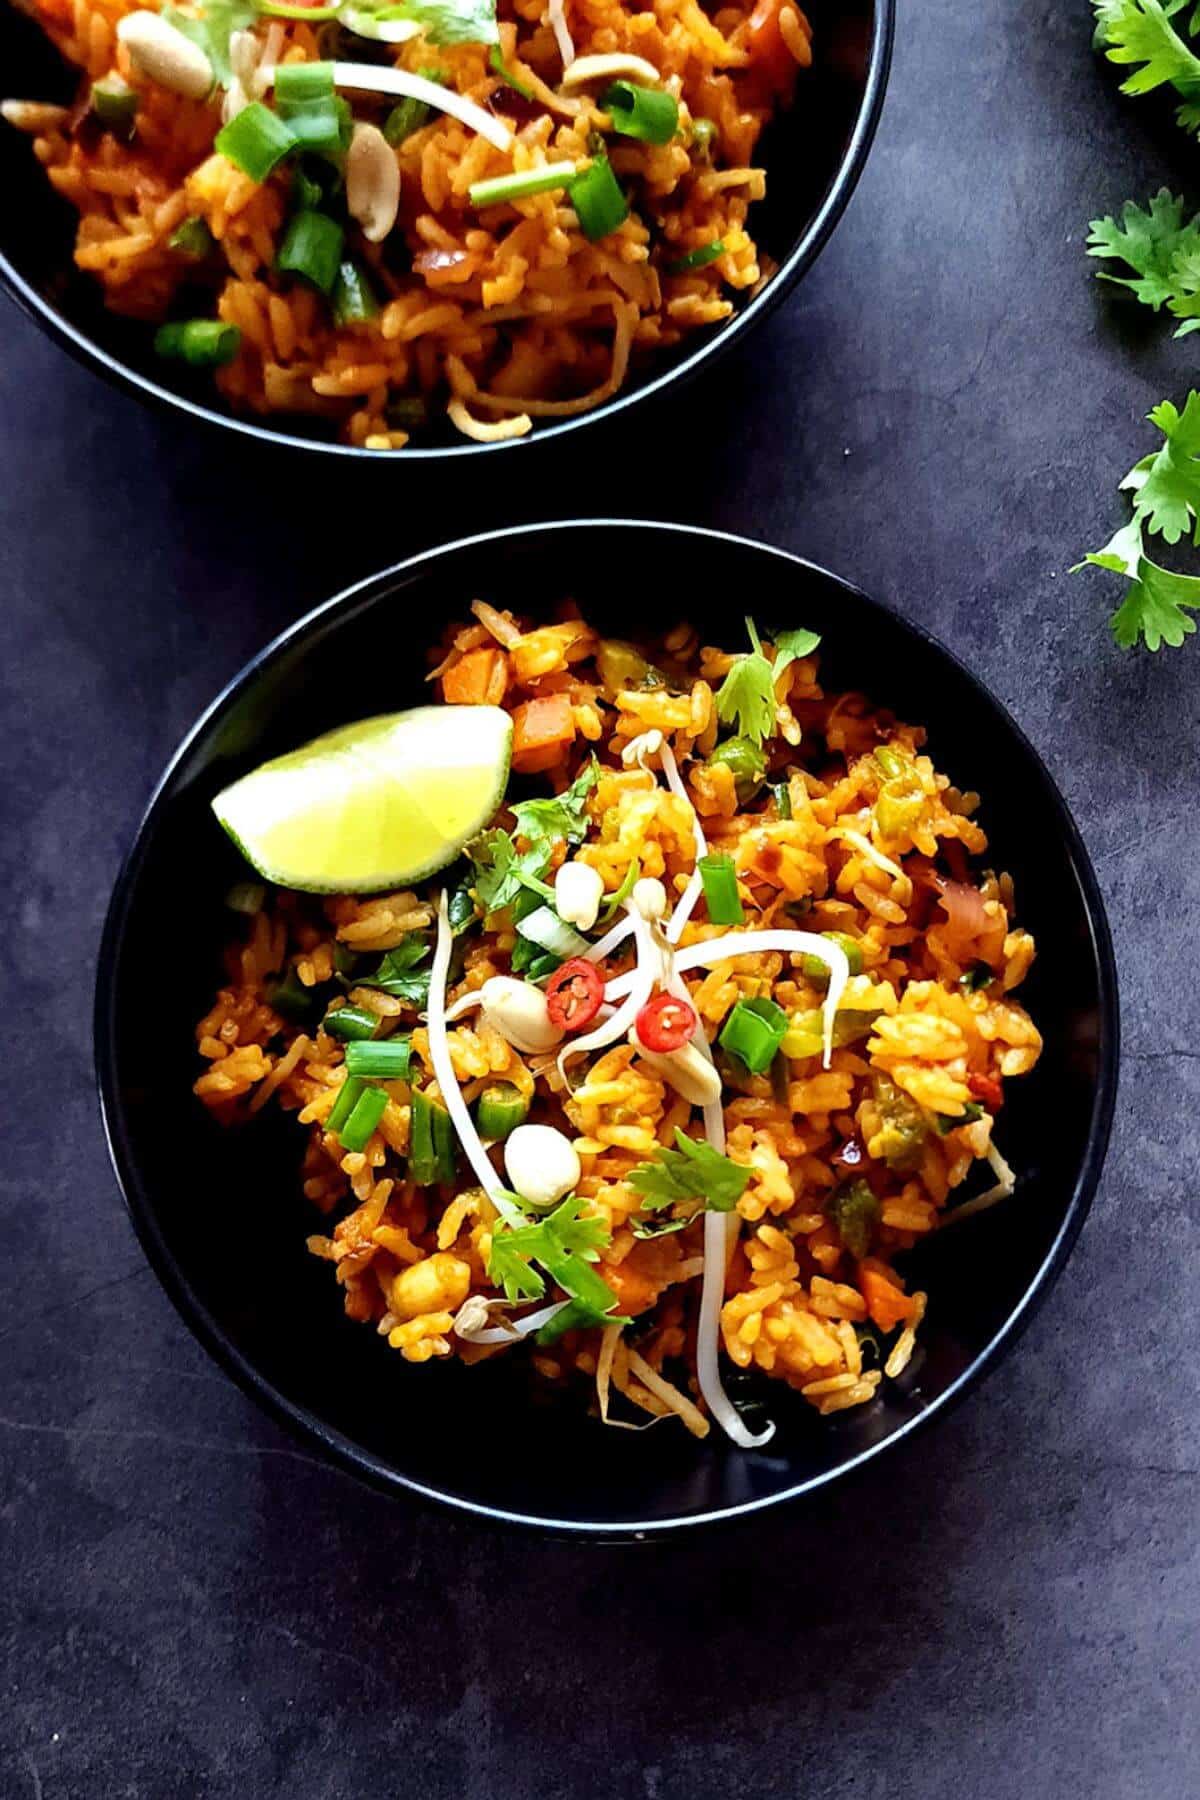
[276,208,345,295]
[163,0,256,86]
[323,1003,380,1043]
[394,0,499,45]
[718,996,789,1075]
[168,215,215,260]
[468,828,555,917]
[469,161,577,208]
[89,74,139,135]
[935,1101,985,1135]
[337,1083,388,1153]
[628,1127,749,1213]
[408,1088,457,1185]
[346,1037,413,1079]
[665,238,724,274]
[214,101,297,182]
[714,616,777,746]
[829,1178,880,1259]
[153,319,241,367]
[488,1193,629,1328]
[569,153,629,240]
[601,79,678,145]
[353,936,432,1006]
[510,758,598,851]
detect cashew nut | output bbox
[554,860,604,931]
[116,11,213,100]
[504,1124,581,1211]
[346,122,400,243]
[479,976,563,1053]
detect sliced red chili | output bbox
[545,958,605,1033]
[635,992,698,1053]
[968,1072,1004,1111]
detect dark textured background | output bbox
[3,0,1198,1794]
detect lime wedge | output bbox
[212,705,512,893]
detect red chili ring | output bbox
[545,958,605,1034]
[634,992,698,1053]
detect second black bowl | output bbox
[0,0,891,458]
[95,521,1118,1534]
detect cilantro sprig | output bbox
[714,618,821,748]
[627,1129,749,1237]
[468,760,597,917]
[1075,395,1200,647]
[1093,0,1200,129]
[350,935,432,1006]
[487,1193,631,1334]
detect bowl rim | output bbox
[1,0,893,462]
[94,519,1120,1536]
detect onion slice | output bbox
[428,891,524,1225]
[606,929,851,1066]
[546,0,574,68]
[325,62,514,151]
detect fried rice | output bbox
[192,606,1043,1444]
[3,0,810,446]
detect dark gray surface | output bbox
[1,0,1196,1794]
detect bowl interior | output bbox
[97,524,1116,1532]
[0,0,888,454]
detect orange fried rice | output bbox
[3,0,811,446]
[192,606,1043,1444]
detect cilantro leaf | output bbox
[1093,0,1200,126]
[468,828,555,917]
[486,1194,627,1323]
[1086,189,1200,308]
[163,0,255,86]
[353,937,432,1005]
[1075,516,1200,649]
[509,758,598,853]
[770,626,822,681]
[395,0,499,43]
[628,1128,750,1214]
[1126,392,1200,541]
[714,616,777,746]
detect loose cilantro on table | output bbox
[1080,1,1200,650]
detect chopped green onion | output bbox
[515,904,590,960]
[337,1083,388,1152]
[326,1073,365,1136]
[291,162,326,211]
[698,852,744,926]
[224,880,266,914]
[874,745,907,779]
[168,215,215,260]
[771,781,793,820]
[274,59,336,103]
[90,74,139,135]
[409,1088,456,1185]
[260,0,341,16]
[800,931,864,981]
[274,60,343,153]
[323,1004,380,1043]
[708,735,765,801]
[600,79,678,145]
[333,943,359,978]
[469,160,577,208]
[276,208,344,294]
[936,1102,984,1135]
[383,64,446,143]
[346,1037,414,1078]
[959,962,994,994]
[331,259,380,324]
[215,101,297,182]
[154,319,241,368]
[719,995,789,1075]
[569,153,628,241]
[476,1081,530,1140]
[689,116,716,154]
[489,44,534,99]
[665,238,725,275]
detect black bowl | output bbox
[95,521,1118,1534]
[0,0,891,458]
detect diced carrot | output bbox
[510,694,575,772]
[968,1072,1004,1112]
[859,1266,917,1333]
[441,647,508,707]
[745,0,799,91]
